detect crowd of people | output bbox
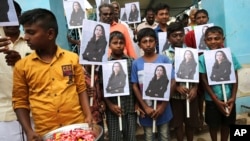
[0,1,242,141]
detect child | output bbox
[105,31,137,141]
[131,28,174,141]
[199,26,242,141]
[163,22,199,141]
[12,8,92,139]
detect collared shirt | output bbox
[0,28,32,122]
[12,47,86,136]
[108,54,135,114]
[137,21,158,32]
[108,22,137,59]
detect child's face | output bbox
[168,31,184,47]
[109,36,125,56]
[204,32,224,50]
[195,13,208,25]
[23,23,52,50]
[139,36,156,54]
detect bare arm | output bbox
[79,91,92,124]
[132,83,154,117]
[201,73,228,116]
[15,108,42,141]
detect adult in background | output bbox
[99,3,137,59]
[0,1,32,141]
[188,8,197,27]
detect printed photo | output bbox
[63,0,86,29]
[0,0,19,26]
[125,2,141,24]
[79,19,110,64]
[204,48,236,85]
[194,23,214,52]
[175,48,199,83]
[143,63,172,101]
[102,60,130,97]
[158,32,169,53]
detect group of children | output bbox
[9,7,241,141]
[87,20,241,141]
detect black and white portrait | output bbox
[204,48,236,85]
[125,2,141,24]
[158,32,169,53]
[79,20,110,64]
[63,0,86,29]
[120,8,127,22]
[0,0,19,26]
[103,60,130,97]
[143,63,172,101]
[194,23,214,52]
[175,48,199,83]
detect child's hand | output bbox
[107,103,122,117]
[187,87,197,101]
[86,86,95,97]
[151,102,166,119]
[214,99,229,116]
[176,85,188,95]
[226,97,236,115]
[26,130,43,141]
[144,106,154,117]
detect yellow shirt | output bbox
[0,28,32,121]
[12,46,86,136]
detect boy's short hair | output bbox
[19,8,58,37]
[155,3,170,15]
[194,9,209,19]
[205,26,224,37]
[109,31,125,43]
[167,22,184,38]
[137,28,157,43]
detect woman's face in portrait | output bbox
[95,26,103,38]
[184,51,192,61]
[73,2,80,11]
[113,63,121,74]
[215,52,224,63]
[131,4,136,11]
[155,67,164,78]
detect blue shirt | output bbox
[199,53,242,101]
[131,54,173,126]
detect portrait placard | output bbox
[79,19,110,65]
[63,0,86,29]
[0,0,19,26]
[175,47,199,83]
[125,2,141,24]
[102,60,130,97]
[143,63,172,101]
[204,48,236,85]
[194,23,214,52]
[158,32,169,53]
